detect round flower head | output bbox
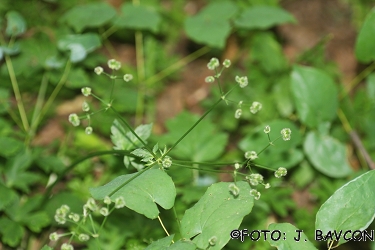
[281,128,291,141]
[223,59,231,68]
[108,59,121,70]
[123,74,133,82]
[94,66,103,75]
[264,125,271,134]
[234,109,242,119]
[68,113,80,127]
[235,76,248,88]
[103,196,112,205]
[229,183,240,196]
[250,102,262,114]
[248,173,263,186]
[115,196,126,209]
[234,163,240,170]
[81,87,92,97]
[207,58,220,70]
[68,213,80,222]
[85,126,93,135]
[162,156,172,168]
[205,76,215,83]
[275,167,287,178]
[100,207,109,216]
[244,151,258,160]
[49,232,60,241]
[82,101,90,112]
[78,234,90,242]
[61,243,74,250]
[250,189,261,200]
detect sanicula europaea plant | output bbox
[51,58,292,249]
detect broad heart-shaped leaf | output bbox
[239,119,303,169]
[304,131,352,178]
[90,169,176,219]
[290,65,338,128]
[180,182,254,250]
[316,170,375,246]
[114,3,161,33]
[60,2,116,33]
[355,8,375,63]
[167,240,196,250]
[184,1,238,49]
[57,33,101,63]
[267,223,317,250]
[234,6,296,30]
[159,111,228,162]
[5,11,26,37]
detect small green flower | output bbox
[94,66,103,75]
[205,76,215,83]
[248,173,263,186]
[250,101,262,114]
[264,183,271,189]
[108,59,121,70]
[223,59,231,68]
[68,213,80,222]
[209,236,218,246]
[234,163,240,170]
[162,156,172,168]
[275,167,287,178]
[281,128,291,141]
[103,196,111,205]
[86,198,98,212]
[85,126,93,135]
[82,101,90,112]
[235,76,248,88]
[207,58,219,70]
[234,108,242,119]
[123,74,133,82]
[229,183,240,196]
[81,87,92,97]
[264,125,271,134]
[61,243,74,250]
[68,113,80,127]
[244,151,258,160]
[250,189,261,200]
[100,207,109,216]
[78,234,90,242]
[49,232,60,241]
[115,196,126,209]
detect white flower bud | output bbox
[244,151,258,160]
[235,76,248,88]
[250,101,262,114]
[100,207,109,216]
[94,66,103,75]
[85,126,93,135]
[68,113,80,127]
[82,101,90,112]
[115,196,125,209]
[234,109,242,119]
[207,58,219,70]
[123,74,133,82]
[281,128,291,141]
[223,59,231,68]
[108,59,121,70]
[205,76,215,83]
[264,125,271,134]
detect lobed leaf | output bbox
[5,11,26,37]
[57,33,101,62]
[355,7,375,63]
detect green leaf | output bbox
[111,120,152,151]
[160,112,228,162]
[41,246,53,250]
[0,183,18,211]
[290,65,338,128]
[22,211,50,233]
[145,235,174,249]
[57,33,101,62]
[180,182,254,250]
[0,44,20,60]
[90,169,176,219]
[316,170,375,246]
[60,2,116,33]
[0,217,24,247]
[114,3,161,33]
[273,77,294,117]
[251,32,288,73]
[355,8,375,63]
[304,131,352,178]
[184,1,237,48]
[168,240,196,250]
[131,148,153,162]
[0,136,24,157]
[66,68,90,88]
[234,6,296,30]
[5,11,26,37]
[267,223,317,250]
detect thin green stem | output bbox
[340,61,375,99]
[144,46,210,87]
[27,73,49,145]
[108,165,154,197]
[158,216,173,241]
[172,163,234,174]
[135,30,146,126]
[172,207,181,235]
[110,106,155,157]
[5,54,29,132]
[165,97,223,156]
[101,25,118,40]
[173,160,236,166]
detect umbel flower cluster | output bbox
[49,196,126,249]
[68,59,133,134]
[229,124,291,200]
